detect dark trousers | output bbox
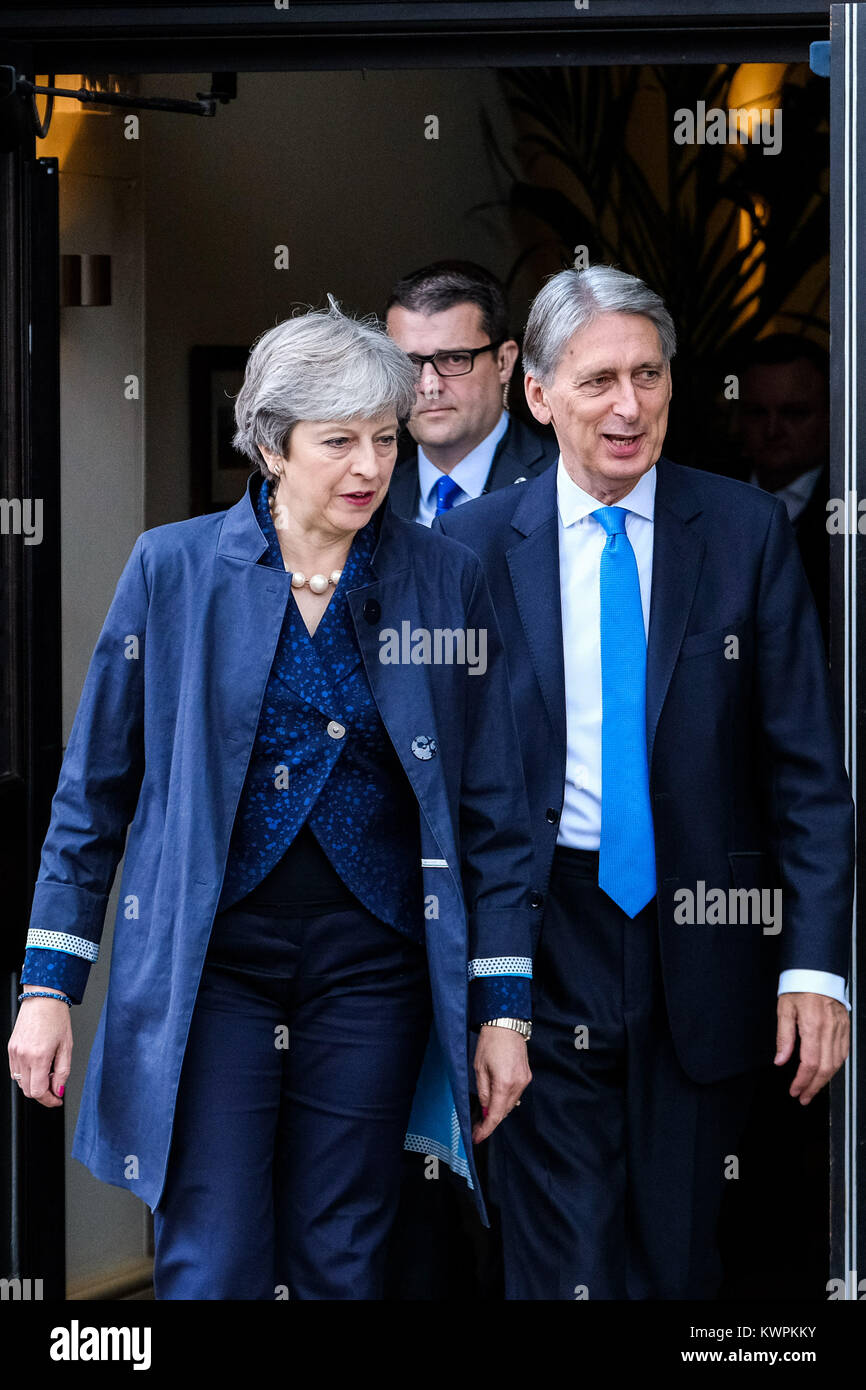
[495,847,758,1300]
[152,902,432,1300]
[384,1140,504,1300]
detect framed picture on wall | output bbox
[190,345,251,513]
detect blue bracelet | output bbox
[18,990,71,1007]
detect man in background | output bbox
[384,264,554,1294]
[385,260,557,524]
[737,335,830,636]
[719,336,835,1295]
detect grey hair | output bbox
[522,265,677,385]
[233,294,419,471]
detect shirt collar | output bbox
[418,410,510,505]
[748,465,823,503]
[254,471,378,576]
[254,472,284,569]
[556,454,657,528]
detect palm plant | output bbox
[478,63,829,468]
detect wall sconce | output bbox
[727,63,786,142]
[60,255,112,307]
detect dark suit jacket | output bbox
[437,456,854,1084]
[791,465,830,639]
[731,463,830,641]
[388,414,558,521]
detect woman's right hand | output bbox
[8,996,73,1107]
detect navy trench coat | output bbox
[27,470,535,1225]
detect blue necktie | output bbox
[435,475,462,516]
[592,506,656,918]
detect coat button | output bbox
[545,807,559,824]
[411,734,437,760]
[326,720,346,740]
[363,599,381,624]
[530,891,543,909]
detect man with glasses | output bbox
[383,259,553,1297]
[385,261,557,525]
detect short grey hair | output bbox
[522,265,677,385]
[233,294,419,471]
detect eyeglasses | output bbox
[407,339,504,377]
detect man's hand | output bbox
[472,1026,531,1143]
[775,991,849,1103]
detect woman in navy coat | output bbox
[7,299,536,1299]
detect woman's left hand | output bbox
[471,1028,532,1143]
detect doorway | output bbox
[1,1,860,1303]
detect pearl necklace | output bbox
[268,484,342,594]
[291,568,342,594]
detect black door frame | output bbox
[829,0,863,1300]
[1,0,859,1300]
[1,60,64,1298]
[0,2,838,70]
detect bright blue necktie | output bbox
[435,475,462,515]
[592,506,656,918]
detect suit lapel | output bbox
[505,466,567,759]
[645,458,705,773]
[345,507,460,875]
[210,471,301,742]
[389,418,555,519]
[387,456,421,521]
[485,417,552,491]
[219,468,367,720]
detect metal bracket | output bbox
[1,68,237,140]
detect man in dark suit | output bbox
[736,335,830,639]
[385,260,557,524]
[720,346,833,1296]
[383,261,554,1297]
[436,265,852,1299]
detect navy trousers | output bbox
[494,847,758,1300]
[152,901,432,1300]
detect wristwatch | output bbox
[481,1017,532,1040]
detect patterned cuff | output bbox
[469,973,530,1028]
[25,927,99,962]
[20,947,90,1005]
[468,954,532,981]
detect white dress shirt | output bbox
[415,410,510,527]
[554,456,849,1009]
[556,456,654,847]
[748,465,823,525]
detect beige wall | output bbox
[38,104,151,1295]
[140,68,522,526]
